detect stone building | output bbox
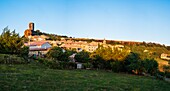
[24,22,37,38]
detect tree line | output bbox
[39,46,160,77]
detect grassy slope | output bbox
[0,64,170,91]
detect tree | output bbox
[46,47,76,62]
[20,46,29,61]
[143,59,158,75]
[0,27,24,54]
[90,54,105,69]
[75,50,90,63]
[92,45,129,61]
[59,49,76,62]
[124,52,142,74]
[46,47,64,60]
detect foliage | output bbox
[20,46,29,61]
[166,46,170,50]
[110,61,125,72]
[83,62,93,69]
[124,52,141,74]
[124,52,158,75]
[0,54,26,64]
[46,47,159,76]
[46,47,63,60]
[143,59,158,75]
[90,54,106,69]
[46,47,76,62]
[163,65,170,78]
[75,50,90,63]
[130,45,170,60]
[93,46,129,61]
[36,57,76,69]
[163,65,170,72]
[60,49,76,62]
[0,27,24,54]
[165,72,170,78]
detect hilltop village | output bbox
[23,22,170,61]
[24,22,125,54]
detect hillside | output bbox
[0,63,170,91]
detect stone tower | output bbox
[24,22,36,37]
[29,22,34,31]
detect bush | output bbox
[46,47,76,62]
[36,57,76,70]
[0,54,26,64]
[155,74,165,80]
[110,61,124,72]
[83,62,93,69]
[156,71,165,77]
[163,65,170,72]
[67,62,76,69]
[48,61,60,69]
[91,55,105,69]
[75,50,90,63]
[165,72,170,78]
[19,46,29,61]
[124,53,158,75]
[143,59,158,76]
[124,52,142,74]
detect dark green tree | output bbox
[46,47,63,60]
[0,27,23,54]
[143,59,158,75]
[90,54,105,69]
[75,50,90,63]
[124,52,142,74]
[59,49,76,62]
[46,47,76,62]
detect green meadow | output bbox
[0,63,170,91]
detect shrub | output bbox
[165,72,170,78]
[49,61,60,69]
[36,57,77,70]
[91,55,105,69]
[83,62,93,69]
[110,61,124,72]
[143,59,158,76]
[75,50,90,63]
[46,47,76,62]
[155,74,165,80]
[163,65,170,72]
[67,62,76,69]
[0,54,26,64]
[19,46,29,61]
[124,53,158,75]
[124,52,141,74]
[156,71,166,77]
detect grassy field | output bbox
[0,63,170,91]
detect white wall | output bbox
[29,46,39,49]
[41,43,52,49]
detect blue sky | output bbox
[0,0,170,45]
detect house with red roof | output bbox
[24,41,52,56]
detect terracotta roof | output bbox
[24,41,49,46]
